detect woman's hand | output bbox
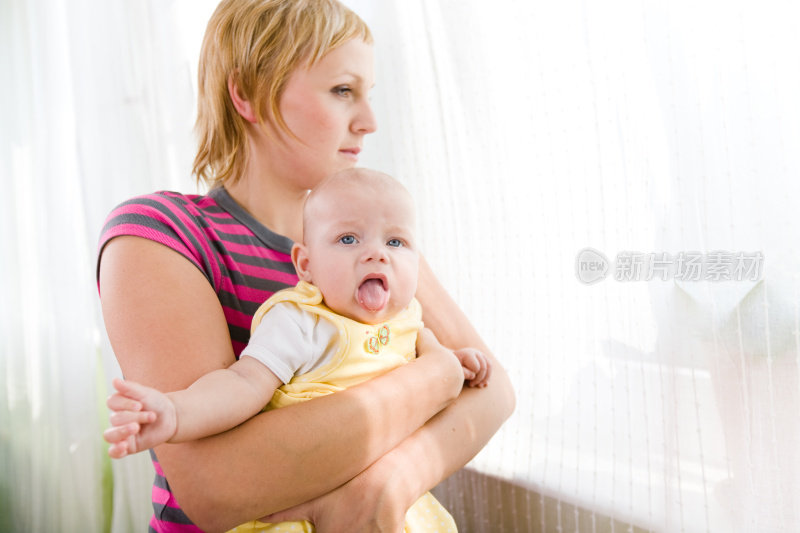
[261,447,414,533]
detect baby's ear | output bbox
[291,243,313,282]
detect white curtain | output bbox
[1,1,210,531]
[3,0,799,532]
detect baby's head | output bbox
[291,168,419,325]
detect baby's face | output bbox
[296,179,419,325]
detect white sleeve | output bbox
[239,303,338,384]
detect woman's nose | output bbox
[352,99,377,134]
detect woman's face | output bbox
[264,39,376,191]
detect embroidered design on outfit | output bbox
[366,325,391,354]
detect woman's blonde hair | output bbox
[192,0,372,189]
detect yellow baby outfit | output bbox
[227,281,457,533]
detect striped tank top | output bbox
[97,187,299,532]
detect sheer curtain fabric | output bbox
[2,0,799,532]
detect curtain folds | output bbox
[2,1,209,531]
[351,1,800,531]
[2,0,799,531]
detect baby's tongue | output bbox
[357,279,388,311]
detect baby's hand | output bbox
[454,348,491,388]
[103,378,177,459]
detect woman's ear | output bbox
[227,73,258,123]
[291,243,313,282]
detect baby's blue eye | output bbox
[339,235,356,245]
[387,239,403,247]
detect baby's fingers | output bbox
[111,377,155,402]
[481,353,492,384]
[455,348,481,376]
[110,409,156,427]
[469,352,492,388]
[107,440,131,459]
[103,422,140,445]
[106,393,143,413]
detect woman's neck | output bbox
[224,125,310,243]
[226,173,307,244]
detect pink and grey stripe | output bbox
[98,188,298,532]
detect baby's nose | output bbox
[362,244,389,263]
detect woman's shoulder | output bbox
[97,190,228,279]
[104,190,221,220]
[99,189,239,236]
[97,188,296,296]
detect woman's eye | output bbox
[339,235,356,245]
[387,239,403,248]
[332,86,352,97]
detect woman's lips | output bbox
[339,147,361,161]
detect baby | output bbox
[104,168,490,532]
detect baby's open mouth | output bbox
[357,276,388,312]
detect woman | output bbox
[98,0,515,531]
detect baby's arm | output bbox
[104,356,282,458]
[454,347,492,388]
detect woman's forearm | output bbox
[397,255,516,496]
[164,349,463,531]
[311,354,514,532]
[401,356,514,496]
[364,353,515,511]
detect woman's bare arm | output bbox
[261,255,516,531]
[379,255,517,499]
[99,236,464,532]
